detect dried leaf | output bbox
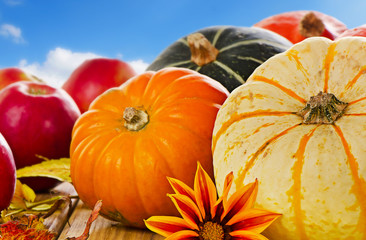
[41,196,73,219]
[2,181,75,222]
[0,214,56,240]
[16,156,71,183]
[67,200,102,240]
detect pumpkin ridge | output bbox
[212,61,245,84]
[131,135,150,222]
[90,130,140,222]
[236,56,264,64]
[323,42,337,93]
[195,66,202,72]
[332,124,366,235]
[287,126,317,240]
[347,96,366,106]
[212,111,296,153]
[219,39,290,53]
[286,50,310,84]
[234,123,301,189]
[148,74,222,113]
[344,113,366,117]
[133,134,176,220]
[178,38,189,46]
[93,133,134,215]
[150,119,211,144]
[339,66,366,99]
[71,135,101,204]
[251,75,306,104]
[221,122,276,169]
[143,71,187,109]
[211,27,226,47]
[162,60,193,69]
[149,98,190,117]
[149,130,177,180]
[72,126,125,202]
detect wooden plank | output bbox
[58,201,164,240]
[41,182,79,237]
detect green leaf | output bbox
[30,203,54,211]
[16,156,71,183]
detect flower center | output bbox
[199,221,224,240]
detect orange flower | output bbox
[145,162,281,240]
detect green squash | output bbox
[147,26,293,92]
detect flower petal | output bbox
[221,179,258,224]
[194,162,217,220]
[228,208,281,233]
[165,230,199,240]
[168,177,196,202]
[169,194,202,230]
[144,216,193,237]
[230,230,269,240]
[211,197,224,220]
[222,171,234,207]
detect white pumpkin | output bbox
[212,37,366,240]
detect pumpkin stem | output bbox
[187,33,219,66]
[299,12,325,37]
[123,107,149,131]
[297,92,348,124]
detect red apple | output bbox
[0,133,16,211]
[0,82,81,191]
[62,58,137,113]
[0,67,41,90]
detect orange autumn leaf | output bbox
[145,162,281,240]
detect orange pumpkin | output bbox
[70,67,229,228]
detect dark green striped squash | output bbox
[147,26,293,92]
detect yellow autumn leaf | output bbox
[16,156,71,183]
[9,180,36,210]
[21,181,36,202]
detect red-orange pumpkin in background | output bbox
[336,24,366,38]
[70,67,229,228]
[254,10,347,43]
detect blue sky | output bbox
[0,0,365,86]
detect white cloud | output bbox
[128,59,149,75]
[0,23,24,43]
[18,47,149,87]
[3,0,23,6]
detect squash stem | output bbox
[123,107,149,131]
[187,33,219,66]
[299,12,325,37]
[297,91,348,124]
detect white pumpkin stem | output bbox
[297,92,348,124]
[123,107,149,131]
[187,33,219,66]
[299,12,325,37]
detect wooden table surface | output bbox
[41,182,164,240]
